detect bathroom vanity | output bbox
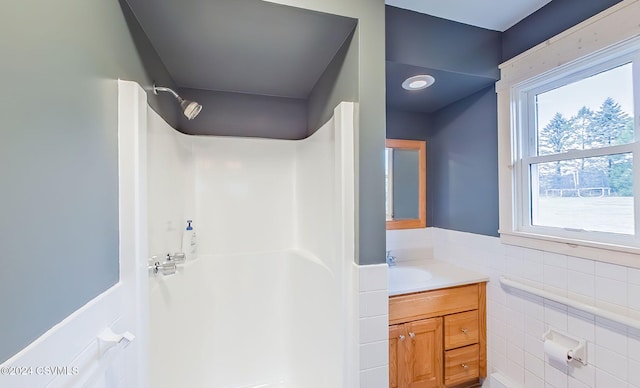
[388,260,488,388]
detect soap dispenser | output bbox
[181,220,197,261]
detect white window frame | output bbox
[516,46,640,244]
[496,0,640,267]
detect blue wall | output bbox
[429,87,499,236]
[386,0,625,237]
[0,0,178,363]
[385,5,500,236]
[386,6,501,79]
[386,108,430,141]
[502,0,623,61]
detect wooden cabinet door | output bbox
[389,324,401,388]
[405,317,443,388]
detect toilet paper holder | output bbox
[542,328,587,365]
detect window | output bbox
[510,40,640,250]
[497,2,640,265]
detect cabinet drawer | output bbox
[389,284,479,325]
[444,344,479,387]
[444,310,479,350]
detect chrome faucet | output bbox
[148,256,177,276]
[148,253,186,276]
[386,251,396,266]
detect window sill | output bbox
[499,230,640,269]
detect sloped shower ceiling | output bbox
[125,0,357,138]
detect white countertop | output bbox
[388,259,489,296]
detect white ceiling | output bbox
[385,0,553,31]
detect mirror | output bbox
[385,139,426,230]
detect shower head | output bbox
[153,84,203,120]
[180,99,202,121]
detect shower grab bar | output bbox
[499,276,640,331]
[148,253,186,276]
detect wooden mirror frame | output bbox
[386,139,426,230]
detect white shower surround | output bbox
[147,102,358,387]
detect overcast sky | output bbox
[536,63,634,130]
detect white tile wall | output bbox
[360,365,388,388]
[421,227,640,388]
[386,228,433,250]
[383,226,640,387]
[630,285,640,311]
[629,268,640,285]
[385,228,434,263]
[359,264,389,388]
[568,257,596,275]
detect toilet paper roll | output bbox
[544,340,573,365]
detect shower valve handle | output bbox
[166,252,186,264]
[148,256,177,276]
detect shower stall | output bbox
[129,81,358,387]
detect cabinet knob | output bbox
[409,332,415,338]
[461,328,469,334]
[461,363,469,370]
[399,335,405,341]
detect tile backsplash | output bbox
[385,228,434,263]
[387,227,640,388]
[359,263,389,388]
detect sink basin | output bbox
[386,259,490,296]
[388,266,433,286]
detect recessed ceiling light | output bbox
[402,75,435,91]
